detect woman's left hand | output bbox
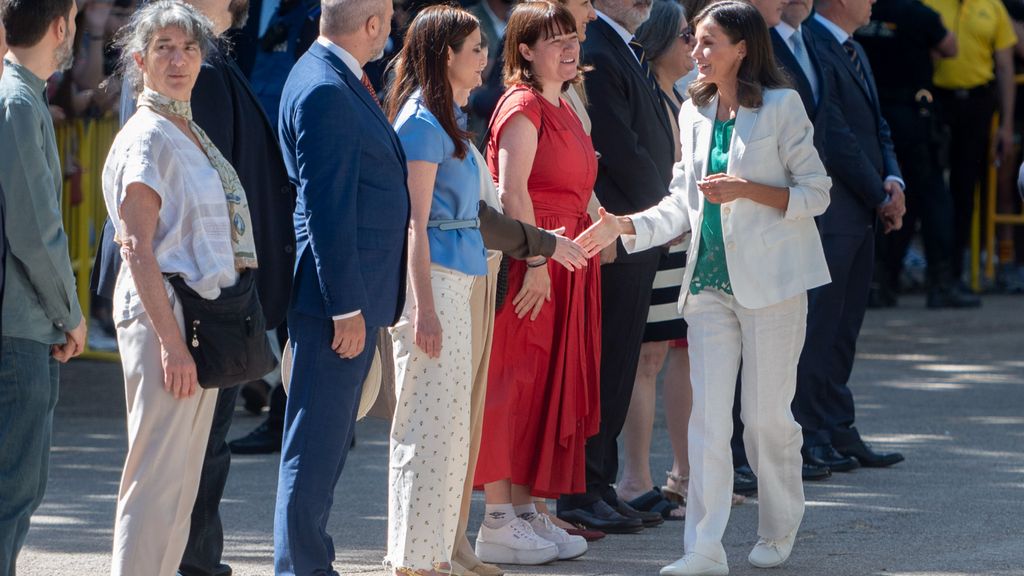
[698,174,750,204]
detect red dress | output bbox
[474,86,601,497]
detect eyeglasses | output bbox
[678,28,694,43]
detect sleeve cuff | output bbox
[332,310,362,321]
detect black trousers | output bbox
[876,100,957,290]
[559,257,659,509]
[793,229,875,448]
[934,86,996,280]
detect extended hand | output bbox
[332,313,366,359]
[545,226,589,271]
[161,339,198,399]
[414,309,443,359]
[513,265,551,321]
[698,174,749,204]
[879,181,906,233]
[574,208,621,255]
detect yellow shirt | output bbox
[924,0,1018,89]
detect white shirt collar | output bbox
[480,1,508,39]
[813,13,849,44]
[596,10,633,47]
[774,21,799,43]
[317,36,364,80]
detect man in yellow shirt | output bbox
[924,0,1018,284]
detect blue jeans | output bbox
[0,337,60,576]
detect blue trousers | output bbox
[273,311,376,576]
[0,337,59,576]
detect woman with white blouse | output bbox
[101,2,256,573]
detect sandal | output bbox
[627,487,684,521]
[661,471,688,505]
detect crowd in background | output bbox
[3,0,1024,575]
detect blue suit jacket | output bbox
[771,26,829,160]
[278,42,409,327]
[806,18,902,235]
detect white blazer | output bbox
[623,88,832,311]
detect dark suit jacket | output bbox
[582,17,675,262]
[92,46,297,329]
[478,201,556,259]
[806,17,902,235]
[771,26,829,156]
[1,182,5,342]
[279,42,409,327]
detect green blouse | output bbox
[689,118,736,296]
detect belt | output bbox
[934,84,992,100]
[427,217,480,231]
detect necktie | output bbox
[629,37,661,96]
[789,30,818,104]
[361,72,381,109]
[842,39,871,95]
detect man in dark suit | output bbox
[556,0,675,534]
[729,0,836,485]
[91,2,296,574]
[273,0,409,571]
[796,0,907,471]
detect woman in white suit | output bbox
[578,2,830,574]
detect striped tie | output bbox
[361,72,382,109]
[842,39,870,93]
[629,37,661,96]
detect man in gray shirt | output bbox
[0,0,85,571]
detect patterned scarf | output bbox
[137,87,258,269]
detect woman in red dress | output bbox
[472,1,601,566]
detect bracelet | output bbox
[527,257,548,268]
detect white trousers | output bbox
[111,294,218,576]
[387,265,476,571]
[682,289,806,564]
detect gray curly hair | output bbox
[113,0,217,95]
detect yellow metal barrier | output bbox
[56,116,120,362]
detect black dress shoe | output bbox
[612,498,664,527]
[177,563,231,576]
[558,500,644,534]
[803,444,860,472]
[802,462,831,481]
[835,439,905,468]
[733,465,758,496]
[240,379,271,415]
[927,284,982,308]
[228,421,282,455]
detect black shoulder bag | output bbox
[168,269,278,389]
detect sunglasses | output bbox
[678,27,694,43]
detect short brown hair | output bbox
[687,0,788,108]
[502,1,583,93]
[1,0,75,47]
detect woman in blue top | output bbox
[383,6,490,576]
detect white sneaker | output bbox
[475,517,559,565]
[529,513,588,560]
[660,553,729,576]
[747,529,796,568]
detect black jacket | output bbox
[806,17,902,235]
[771,26,829,159]
[582,17,675,262]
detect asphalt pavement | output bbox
[15,294,1024,576]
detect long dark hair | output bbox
[503,1,582,93]
[385,5,480,160]
[687,0,788,108]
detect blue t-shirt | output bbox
[394,92,487,276]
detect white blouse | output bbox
[102,107,238,322]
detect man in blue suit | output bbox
[274,0,409,572]
[797,0,907,472]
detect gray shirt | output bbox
[0,60,82,344]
